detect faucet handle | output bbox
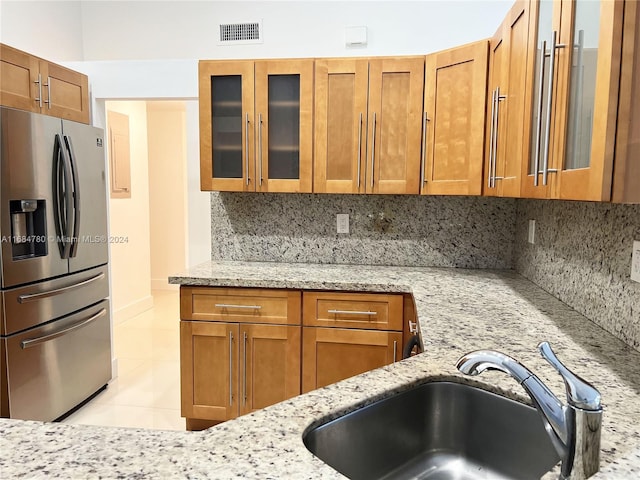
[538,342,602,411]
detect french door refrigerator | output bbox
[0,106,111,421]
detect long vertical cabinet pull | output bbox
[488,89,497,189]
[493,89,506,187]
[420,111,429,187]
[542,31,565,186]
[229,331,234,406]
[43,76,52,109]
[242,331,248,406]
[370,112,377,188]
[245,114,250,186]
[34,74,43,108]
[393,341,398,364]
[357,113,363,189]
[258,113,263,187]
[533,40,547,186]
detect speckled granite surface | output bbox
[211,193,516,269]
[515,200,640,351]
[2,261,640,479]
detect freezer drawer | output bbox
[1,264,109,335]
[2,299,111,421]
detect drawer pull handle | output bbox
[21,308,106,349]
[215,304,262,310]
[327,309,376,316]
[18,272,105,303]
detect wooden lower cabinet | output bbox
[302,327,402,393]
[180,320,300,429]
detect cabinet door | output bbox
[314,58,369,193]
[485,1,530,198]
[367,57,424,194]
[0,44,40,113]
[180,321,239,421]
[422,41,488,195]
[39,61,90,124]
[239,324,301,415]
[553,0,623,201]
[255,59,314,193]
[302,327,402,393]
[199,61,255,191]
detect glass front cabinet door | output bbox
[199,59,313,192]
[522,0,625,201]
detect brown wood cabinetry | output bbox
[520,0,637,202]
[0,44,90,124]
[314,57,424,194]
[484,1,531,198]
[421,41,489,195]
[199,59,313,193]
[179,287,301,429]
[301,291,403,393]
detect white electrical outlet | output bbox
[528,219,536,245]
[631,240,640,283]
[337,214,349,234]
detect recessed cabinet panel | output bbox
[267,74,300,180]
[211,75,243,179]
[326,75,356,181]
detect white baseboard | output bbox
[151,278,179,291]
[113,295,154,325]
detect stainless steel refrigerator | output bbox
[0,106,111,422]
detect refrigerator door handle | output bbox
[53,134,73,259]
[20,308,107,349]
[17,272,106,303]
[63,135,81,258]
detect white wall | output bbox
[106,101,153,323]
[146,101,188,290]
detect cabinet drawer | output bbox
[180,287,301,325]
[302,291,403,331]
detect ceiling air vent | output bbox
[218,21,263,45]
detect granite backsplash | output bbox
[514,199,640,350]
[210,193,516,268]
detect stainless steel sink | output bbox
[303,381,561,480]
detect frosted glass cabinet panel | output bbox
[267,75,301,180]
[521,0,625,202]
[211,76,243,179]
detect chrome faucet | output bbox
[456,342,602,479]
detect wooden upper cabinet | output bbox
[0,44,90,124]
[314,57,423,195]
[255,59,314,193]
[521,0,629,202]
[484,0,531,198]
[314,58,369,193]
[367,57,424,194]
[199,59,313,193]
[422,40,489,195]
[199,61,255,192]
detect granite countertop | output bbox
[2,261,640,479]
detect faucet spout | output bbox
[456,342,602,479]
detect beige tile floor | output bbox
[62,290,185,431]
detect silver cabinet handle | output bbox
[215,304,262,310]
[34,74,43,108]
[533,40,547,187]
[21,308,106,349]
[370,112,377,188]
[488,88,497,189]
[542,31,565,186]
[243,332,248,406]
[393,341,398,363]
[18,273,105,303]
[357,112,363,189]
[43,76,51,109]
[420,111,429,186]
[229,331,234,406]
[245,113,250,186]
[258,113,263,186]
[327,309,376,316]
[492,88,506,187]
